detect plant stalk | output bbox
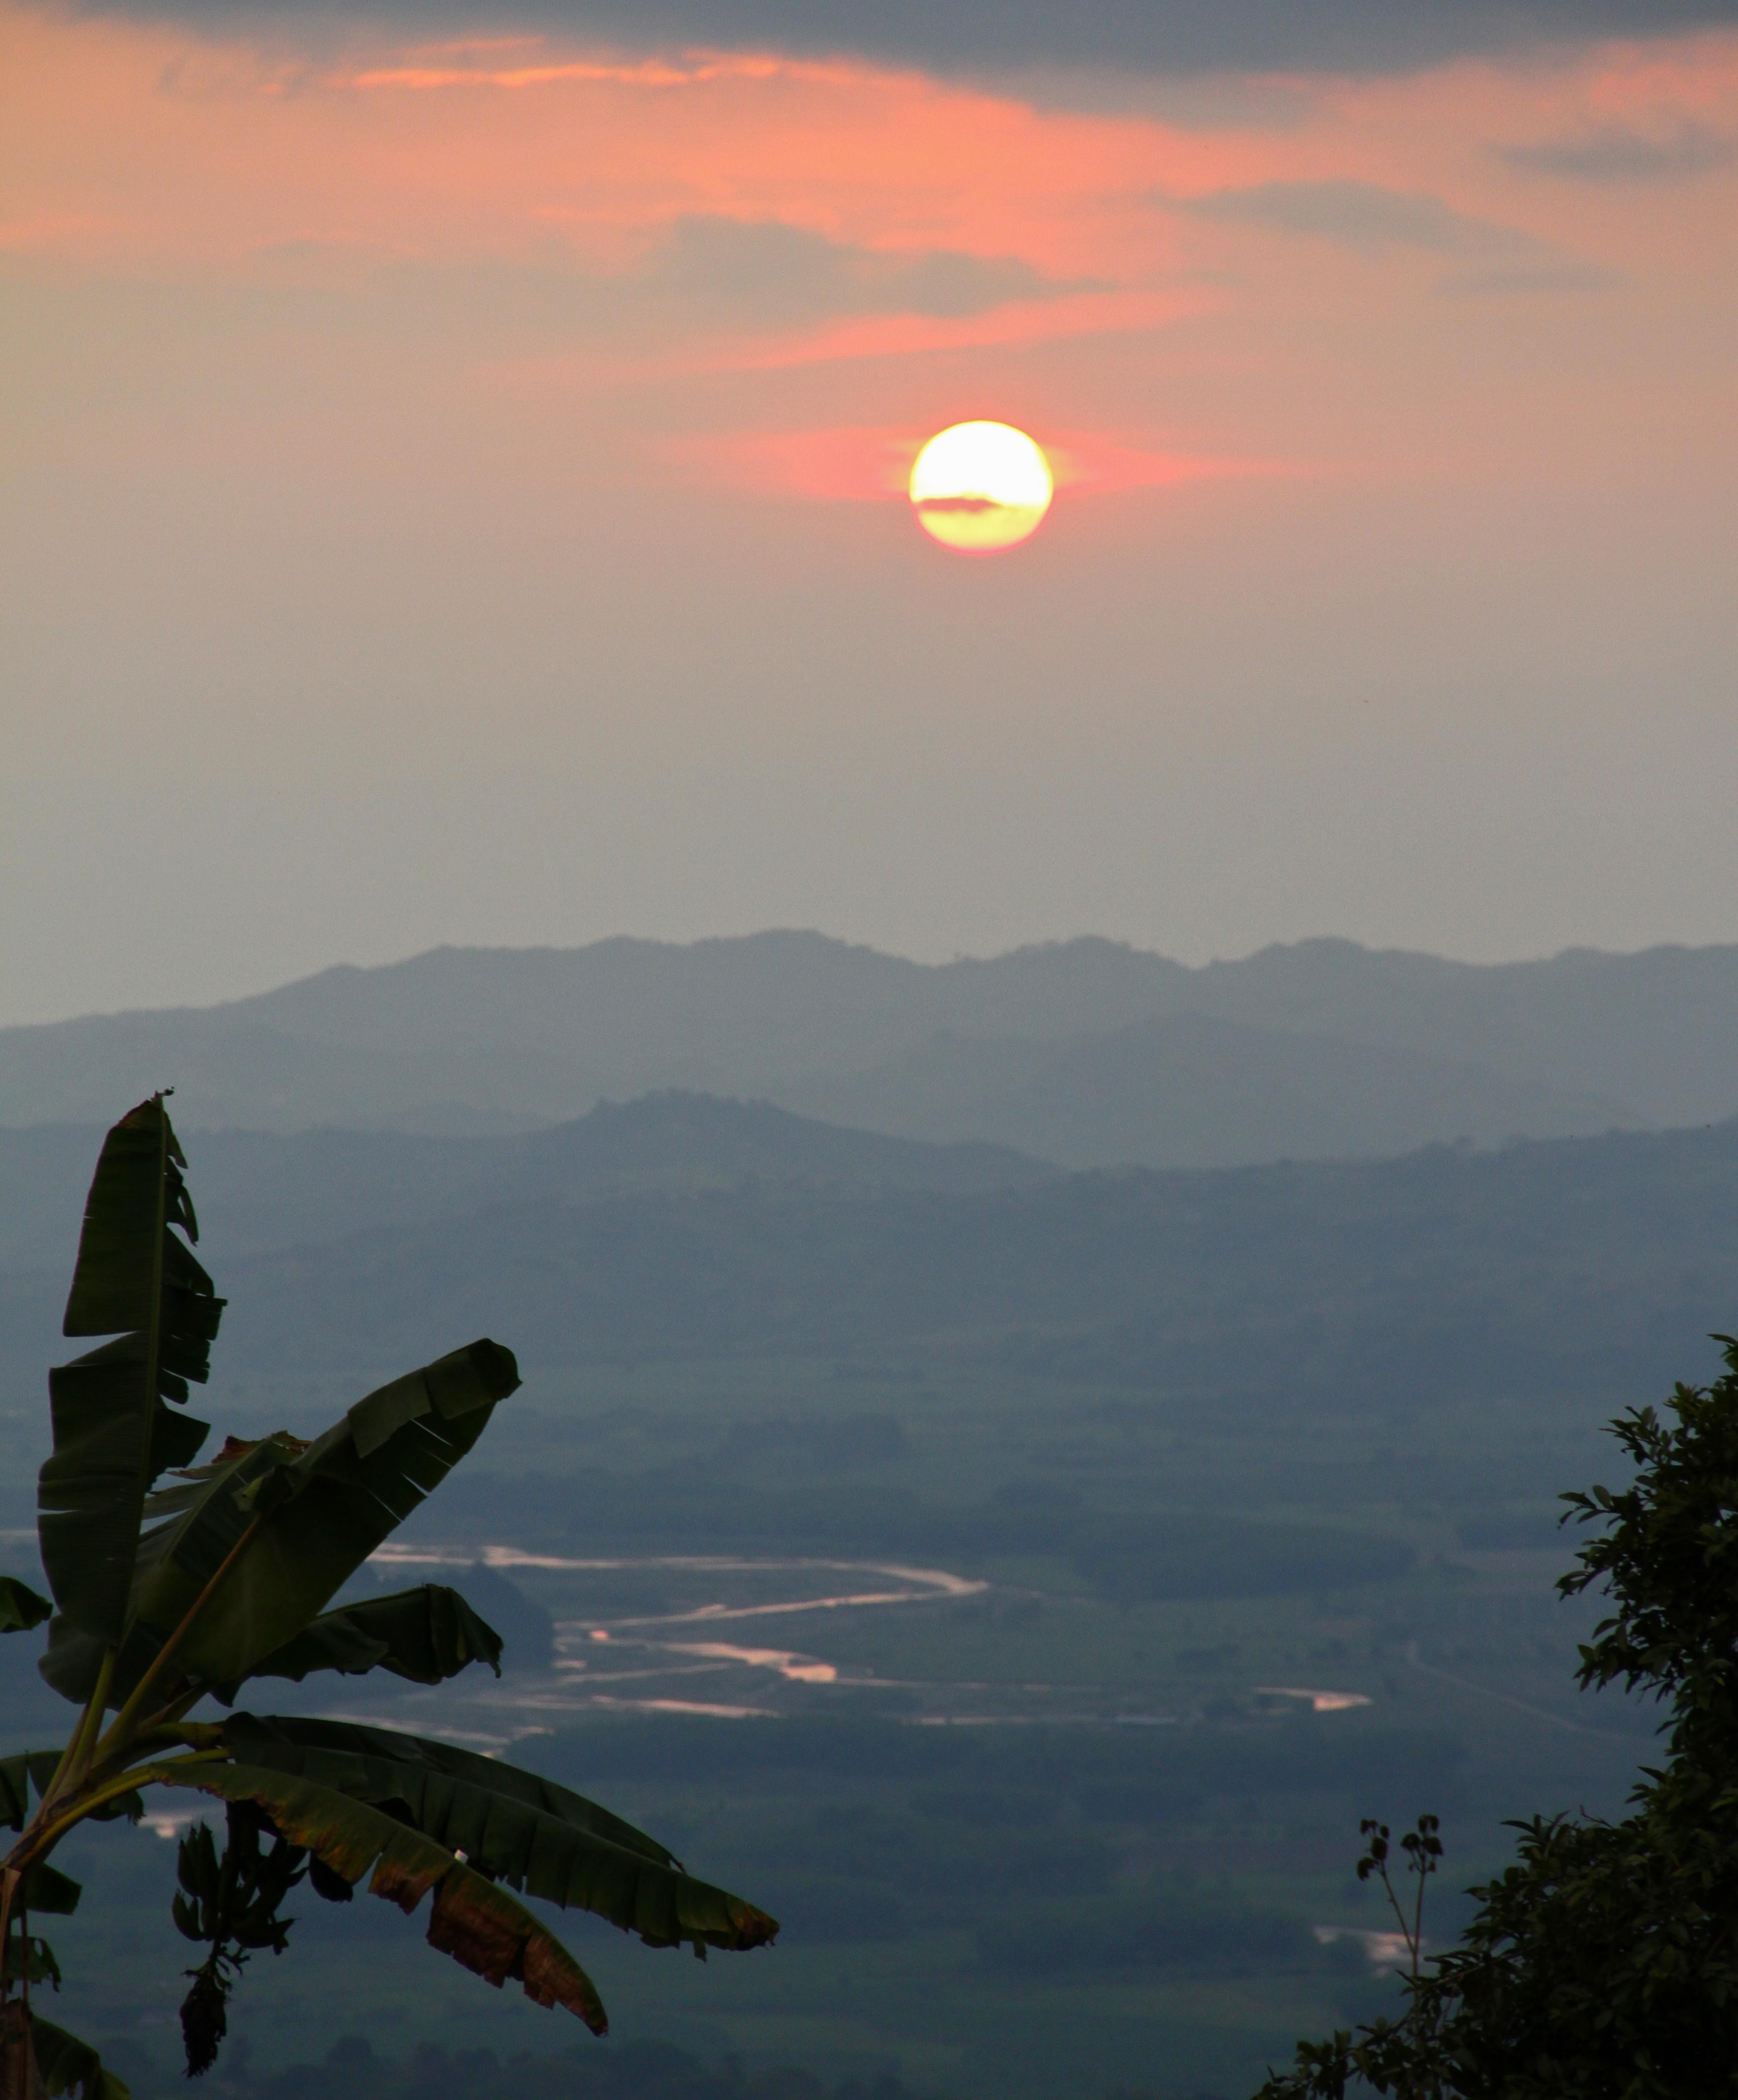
[91,1516,264,1771]
[14,1755,229,1881]
[0,1873,16,2004]
[51,1647,119,1808]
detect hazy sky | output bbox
[4,0,1735,1024]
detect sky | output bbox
[3,0,1736,1025]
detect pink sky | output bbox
[3,3,1735,1019]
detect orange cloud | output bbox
[0,5,1249,278]
[6,2,1732,308]
[3,0,1732,514]
[695,287,1207,374]
[660,424,1306,503]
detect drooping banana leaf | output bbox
[20,1862,81,1915]
[226,1715,679,1865]
[40,1341,519,1707]
[38,1097,221,1646]
[218,1715,778,1955]
[0,1576,51,1633]
[138,1757,610,2032]
[29,2013,131,2100]
[215,1585,504,1700]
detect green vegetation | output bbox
[1261,1348,1738,2096]
[0,1099,774,2100]
[0,1095,1698,2097]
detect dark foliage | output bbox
[173,1809,308,2076]
[1,1097,775,2100]
[1256,1339,1738,2098]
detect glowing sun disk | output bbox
[909,421,1054,554]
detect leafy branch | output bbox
[0,1095,778,2100]
[1257,1338,1738,2097]
[1355,1815,1441,1989]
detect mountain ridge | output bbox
[5,931,1737,1152]
[0,1090,1057,1278]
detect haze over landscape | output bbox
[5,930,1738,2092]
[5,0,1737,2092]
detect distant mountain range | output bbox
[775,1010,1621,1167]
[195,1116,1738,1406]
[8,1107,1737,1519]
[4,931,1738,1165]
[0,1092,1052,1281]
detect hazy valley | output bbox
[3,934,1734,2097]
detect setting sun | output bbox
[909,421,1054,554]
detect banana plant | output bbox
[0,1097,777,2100]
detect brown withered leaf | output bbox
[426,1865,607,2033]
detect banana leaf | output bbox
[139,1757,610,2032]
[218,1715,778,1954]
[3,1934,61,1989]
[40,1341,519,1707]
[216,1584,504,1699]
[38,1097,222,1645]
[39,1435,289,1706]
[30,2014,130,2100]
[21,1862,81,1915]
[0,1576,51,1633]
[226,1714,678,1864]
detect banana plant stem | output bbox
[13,1754,229,1879]
[36,1648,119,1821]
[91,1516,264,1771]
[61,1649,118,1797]
[0,1873,16,2004]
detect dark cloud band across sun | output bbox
[68,0,1738,74]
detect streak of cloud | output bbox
[1178,177,1544,256]
[65,0,1738,79]
[1500,122,1734,178]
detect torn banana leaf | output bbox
[21,1861,81,1915]
[139,1756,610,2033]
[218,1584,504,1699]
[38,1095,221,1647]
[30,2013,130,2100]
[0,1576,51,1633]
[219,1715,778,1954]
[40,1340,520,1706]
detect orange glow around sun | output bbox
[909,422,1055,553]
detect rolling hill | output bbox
[0,1091,1055,1279]
[12,928,1735,1161]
